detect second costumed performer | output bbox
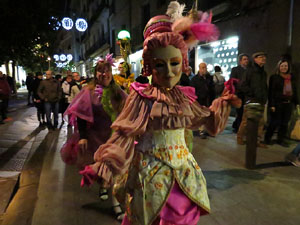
[61,54,127,221]
[81,2,241,225]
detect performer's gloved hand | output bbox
[79,164,99,187]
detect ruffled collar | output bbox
[130,82,201,129]
[130,82,197,105]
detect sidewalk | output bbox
[0,91,300,225]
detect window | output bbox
[195,36,239,81]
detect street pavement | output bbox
[0,90,300,225]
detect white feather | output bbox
[166,1,185,21]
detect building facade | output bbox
[55,0,299,101]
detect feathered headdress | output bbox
[169,1,219,49]
[97,53,115,67]
[145,1,219,50]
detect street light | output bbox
[47,57,51,70]
[117,30,131,61]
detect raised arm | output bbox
[189,88,241,136]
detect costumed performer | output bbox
[114,61,135,93]
[61,54,127,221]
[81,2,241,225]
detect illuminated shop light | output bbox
[221,53,225,57]
[217,54,220,57]
[210,41,220,47]
[226,53,229,56]
[207,64,213,71]
[226,36,239,44]
[231,52,234,55]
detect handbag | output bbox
[291,120,300,140]
[290,105,300,140]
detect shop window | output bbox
[195,36,239,80]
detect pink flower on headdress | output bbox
[97,53,115,67]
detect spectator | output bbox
[191,62,215,138]
[187,66,195,80]
[32,72,46,126]
[191,62,215,107]
[26,73,35,106]
[179,72,190,86]
[230,53,250,133]
[5,74,16,95]
[180,66,195,86]
[135,68,149,84]
[70,72,86,102]
[0,71,11,124]
[37,70,62,130]
[264,60,298,147]
[62,75,73,119]
[285,143,300,167]
[55,74,65,123]
[212,65,225,97]
[241,52,268,168]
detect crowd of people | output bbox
[179,53,299,148]
[0,1,300,224]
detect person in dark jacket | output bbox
[0,71,11,124]
[32,72,46,126]
[264,60,298,147]
[38,70,62,130]
[26,73,35,105]
[237,53,268,146]
[191,62,215,107]
[180,66,194,86]
[191,62,215,138]
[240,52,268,169]
[230,53,249,133]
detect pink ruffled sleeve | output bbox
[93,90,150,184]
[64,88,94,125]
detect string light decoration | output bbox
[75,18,88,32]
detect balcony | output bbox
[85,37,109,59]
[88,1,109,28]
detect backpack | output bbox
[213,74,225,96]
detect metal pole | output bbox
[287,0,294,48]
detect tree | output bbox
[0,0,65,73]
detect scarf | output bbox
[281,74,292,96]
